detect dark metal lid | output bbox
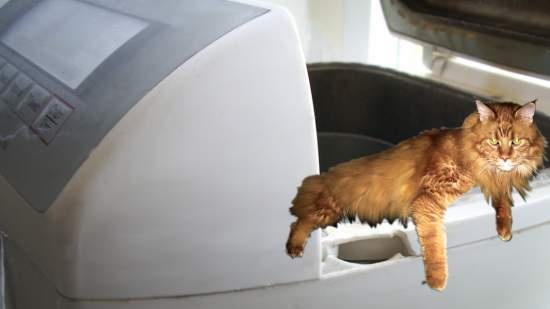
[381,0,550,76]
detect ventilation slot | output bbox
[337,235,414,264]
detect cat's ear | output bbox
[515,100,537,124]
[476,100,495,122]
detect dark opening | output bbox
[337,235,415,264]
[308,63,550,172]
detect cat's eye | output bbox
[512,137,522,145]
[487,138,499,146]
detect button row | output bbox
[31,98,74,143]
[0,56,74,144]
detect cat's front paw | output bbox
[497,227,513,242]
[425,267,447,291]
[495,210,513,242]
[286,242,304,258]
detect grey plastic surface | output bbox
[2,0,150,89]
[317,132,393,172]
[0,0,267,211]
[0,234,4,309]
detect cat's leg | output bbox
[286,209,341,258]
[286,218,316,257]
[411,194,448,291]
[491,197,513,241]
[287,179,342,257]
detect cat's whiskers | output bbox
[515,160,537,177]
[475,162,494,178]
[478,158,497,174]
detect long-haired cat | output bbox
[286,100,546,291]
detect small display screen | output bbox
[1,0,148,89]
[0,0,9,9]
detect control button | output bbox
[31,98,74,144]
[32,115,57,143]
[0,59,9,92]
[0,73,33,111]
[44,98,73,124]
[0,63,17,84]
[0,90,18,110]
[16,85,52,125]
[9,73,33,96]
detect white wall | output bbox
[261,0,427,76]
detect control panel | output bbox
[0,56,74,144]
[0,0,266,211]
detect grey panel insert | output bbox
[0,0,268,211]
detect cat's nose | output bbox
[501,154,511,160]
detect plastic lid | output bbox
[381,0,550,77]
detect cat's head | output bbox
[463,100,546,176]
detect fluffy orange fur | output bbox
[286,100,546,291]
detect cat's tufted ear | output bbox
[515,100,537,124]
[475,100,495,122]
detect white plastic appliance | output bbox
[1,0,550,309]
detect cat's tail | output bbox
[287,175,342,257]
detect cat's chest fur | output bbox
[421,159,476,206]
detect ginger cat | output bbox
[286,100,546,291]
